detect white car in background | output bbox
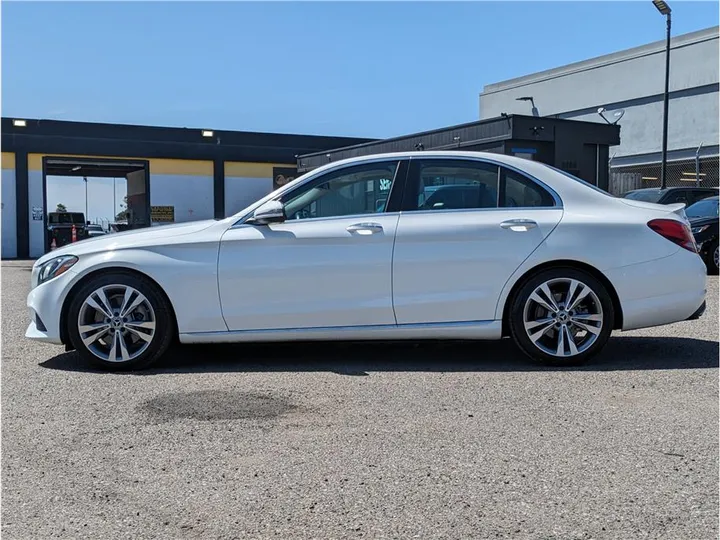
[26,151,707,371]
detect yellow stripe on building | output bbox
[225,162,297,178]
[2,152,15,169]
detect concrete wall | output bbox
[148,159,214,223]
[224,162,295,217]
[479,27,719,162]
[2,152,17,258]
[11,154,300,258]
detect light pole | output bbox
[653,0,672,189]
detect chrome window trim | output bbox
[233,210,403,228]
[398,206,563,218]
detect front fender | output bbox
[62,245,227,334]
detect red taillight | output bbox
[647,218,698,253]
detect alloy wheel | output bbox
[714,246,719,270]
[522,278,604,358]
[77,284,156,362]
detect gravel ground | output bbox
[2,261,718,540]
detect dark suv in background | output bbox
[623,187,718,206]
[685,196,719,274]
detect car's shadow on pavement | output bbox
[39,335,719,375]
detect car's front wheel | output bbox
[509,268,615,366]
[67,272,175,371]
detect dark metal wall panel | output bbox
[14,151,29,259]
[298,115,620,173]
[1,118,375,161]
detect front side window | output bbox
[281,161,399,221]
[411,160,499,211]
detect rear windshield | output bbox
[624,190,664,203]
[49,213,85,224]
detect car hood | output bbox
[36,219,218,265]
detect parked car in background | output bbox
[686,196,719,274]
[623,187,718,206]
[85,224,107,238]
[109,222,131,233]
[47,212,87,248]
[26,151,707,371]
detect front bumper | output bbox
[25,269,78,345]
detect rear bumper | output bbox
[606,249,707,331]
[686,300,706,321]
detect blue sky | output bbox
[2,1,718,139]
[2,1,718,222]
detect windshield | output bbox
[49,213,85,224]
[624,190,664,203]
[686,198,719,219]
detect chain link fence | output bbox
[608,153,719,196]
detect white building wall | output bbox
[150,174,214,223]
[224,176,273,217]
[479,26,720,163]
[2,165,17,258]
[28,169,45,258]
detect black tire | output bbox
[508,267,615,367]
[67,271,175,371]
[705,240,719,275]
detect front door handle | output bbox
[500,219,538,231]
[346,222,384,234]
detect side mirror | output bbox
[248,200,286,225]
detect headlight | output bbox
[37,255,78,285]
[691,225,710,234]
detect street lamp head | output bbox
[652,0,671,16]
[516,96,534,102]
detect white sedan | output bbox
[26,151,707,370]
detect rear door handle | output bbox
[500,219,538,231]
[346,222,384,234]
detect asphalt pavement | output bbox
[2,261,718,540]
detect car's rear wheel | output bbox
[67,272,174,371]
[509,268,614,366]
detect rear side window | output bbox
[412,160,499,211]
[500,168,555,208]
[404,159,557,212]
[664,191,688,204]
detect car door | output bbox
[217,159,408,332]
[392,157,564,325]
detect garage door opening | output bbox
[43,158,150,253]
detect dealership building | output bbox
[1,26,717,260]
[479,26,719,193]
